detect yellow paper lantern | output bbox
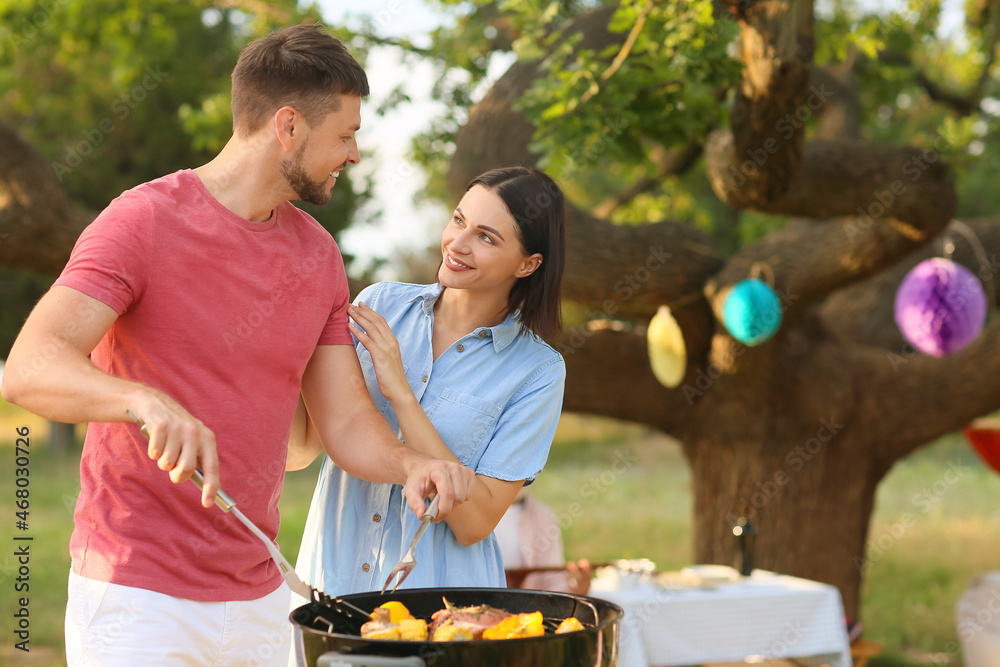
[647,305,687,388]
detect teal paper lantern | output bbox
[723,279,782,346]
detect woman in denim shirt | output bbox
[290,166,567,596]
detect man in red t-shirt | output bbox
[1,24,474,667]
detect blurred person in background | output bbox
[495,489,592,595]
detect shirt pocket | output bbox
[425,388,502,466]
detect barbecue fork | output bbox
[381,493,440,594]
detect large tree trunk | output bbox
[683,328,878,616]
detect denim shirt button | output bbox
[373,513,381,523]
[456,344,465,352]
[362,563,370,572]
[478,330,488,338]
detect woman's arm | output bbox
[391,391,525,545]
[286,394,323,471]
[347,302,525,546]
[300,344,475,520]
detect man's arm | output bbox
[299,344,475,518]
[1,286,221,506]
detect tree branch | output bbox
[0,123,94,275]
[447,6,619,196]
[808,64,862,141]
[704,136,957,314]
[970,0,1000,103]
[866,316,1000,466]
[557,326,708,435]
[579,0,654,104]
[703,1,957,320]
[559,210,724,322]
[876,2,1000,123]
[718,0,816,206]
[591,140,704,219]
[707,136,958,230]
[351,33,433,57]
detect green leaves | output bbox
[360,1,998,247]
[0,1,323,210]
[513,1,741,169]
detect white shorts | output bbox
[66,570,292,667]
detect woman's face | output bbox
[437,185,542,296]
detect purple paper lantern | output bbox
[894,258,987,357]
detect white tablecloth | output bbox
[593,570,852,667]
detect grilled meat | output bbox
[427,598,513,640]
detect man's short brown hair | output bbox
[231,23,369,136]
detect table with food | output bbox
[589,564,853,667]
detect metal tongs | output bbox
[126,409,371,622]
[381,493,440,594]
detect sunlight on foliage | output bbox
[513,1,741,168]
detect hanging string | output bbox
[749,261,776,287]
[948,219,997,310]
[664,288,707,311]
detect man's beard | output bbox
[281,139,332,206]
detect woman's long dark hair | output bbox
[467,167,566,340]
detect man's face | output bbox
[281,95,361,206]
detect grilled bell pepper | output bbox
[482,611,544,640]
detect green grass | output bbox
[2,403,998,666]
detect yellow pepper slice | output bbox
[482,612,545,640]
